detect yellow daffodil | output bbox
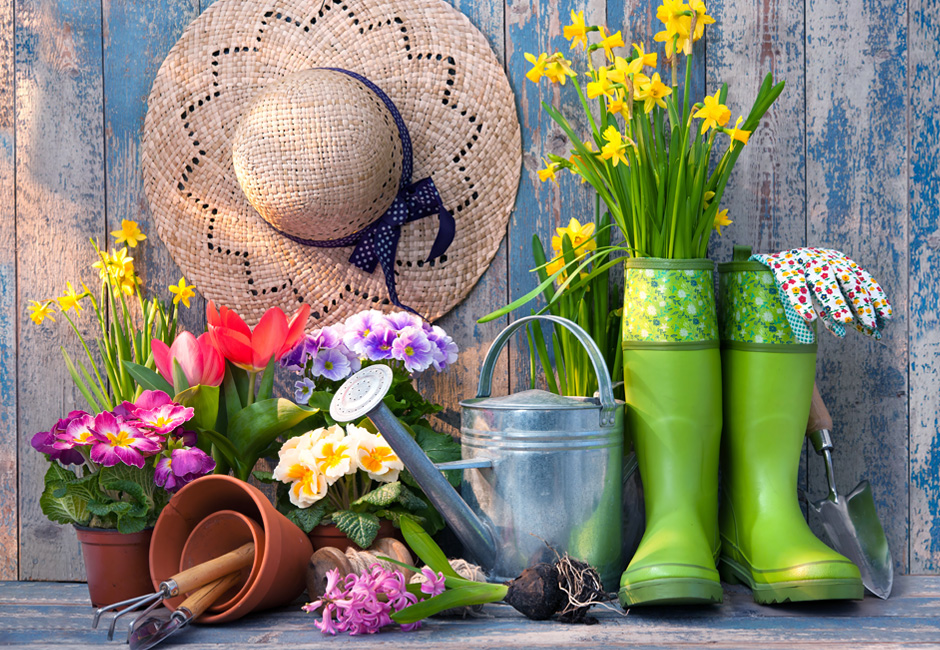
[601,126,629,167]
[546,253,566,280]
[714,208,732,235]
[110,248,135,278]
[91,251,113,280]
[28,300,55,325]
[552,218,597,254]
[634,73,672,113]
[702,190,716,209]
[689,0,715,42]
[597,28,625,61]
[119,275,139,297]
[543,53,577,85]
[586,66,616,100]
[563,10,589,50]
[168,277,197,308]
[537,158,562,185]
[728,115,752,145]
[632,42,658,68]
[693,90,731,134]
[568,141,595,183]
[607,56,640,84]
[57,282,85,314]
[524,52,549,83]
[110,219,147,248]
[607,88,631,118]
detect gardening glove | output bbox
[750,247,893,342]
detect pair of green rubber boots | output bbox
[617,253,864,607]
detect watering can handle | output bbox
[476,315,619,427]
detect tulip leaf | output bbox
[195,428,239,469]
[123,360,174,395]
[391,584,508,624]
[172,358,190,395]
[174,384,220,432]
[399,516,461,580]
[227,398,321,459]
[257,355,276,401]
[221,365,242,432]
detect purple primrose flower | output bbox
[294,377,317,405]
[361,327,397,361]
[384,311,422,332]
[391,326,434,373]
[312,347,352,382]
[89,411,160,469]
[427,325,459,372]
[31,410,88,465]
[342,310,389,355]
[154,446,216,491]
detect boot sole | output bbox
[720,556,864,604]
[619,577,723,607]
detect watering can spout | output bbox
[329,366,498,566]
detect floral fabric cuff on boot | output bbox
[749,248,893,343]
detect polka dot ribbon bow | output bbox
[750,247,893,343]
[277,68,456,316]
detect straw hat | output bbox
[142,0,521,326]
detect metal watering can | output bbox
[330,315,625,589]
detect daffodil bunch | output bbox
[259,423,456,549]
[27,220,195,412]
[521,215,622,398]
[527,1,784,259]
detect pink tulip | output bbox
[152,331,224,387]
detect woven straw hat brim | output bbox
[142,0,521,326]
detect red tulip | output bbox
[152,331,225,387]
[206,301,310,373]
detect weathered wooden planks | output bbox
[15,0,108,581]
[0,0,17,582]
[504,0,607,393]
[414,0,511,432]
[2,577,940,648]
[804,0,910,573]
[103,0,204,336]
[908,0,940,574]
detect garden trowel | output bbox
[805,383,893,599]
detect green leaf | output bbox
[399,517,461,580]
[286,503,327,534]
[171,358,190,395]
[391,583,508,624]
[251,470,275,483]
[332,510,380,549]
[39,464,90,526]
[353,481,403,507]
[227,398,320,459]
[257,355,276,401]
[174,384,220,432]
[413,425,461,487]
[194,428,239,470]
[61,348,101,412]
[123,360,174,395]
[395,483,427,511]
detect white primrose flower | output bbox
[311,433,358,484]
[349,426,404,483]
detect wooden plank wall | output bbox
[1,0,936,581]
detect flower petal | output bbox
[251,307,288,369]
[151,339,173,384]
[197,332,225,386]
[279,304,311,359]
[169,331,204,387]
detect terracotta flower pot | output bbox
[308,519,401,552]
[150,474,312,624]
[179,510,266,616]
[74,525,154,608]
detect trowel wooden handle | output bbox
[178,572,242,621]
[807,383,834,434]
[172,542,254,595]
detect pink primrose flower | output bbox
[89,411,160,468]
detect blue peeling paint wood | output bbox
[805,0,909,574]
[908,0,940,574]
[103,0,205,338]
[505,0,608,394]
[14,0,107,580]
[705,0,806,258]
[414,0,510,432]
[0,0,16,582]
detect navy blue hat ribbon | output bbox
[271,68,455,315]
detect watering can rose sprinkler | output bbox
[330,315,626,592]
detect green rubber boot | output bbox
[717,253,863,604]
[619,258,723,607]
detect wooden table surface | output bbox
[2,576,939,649]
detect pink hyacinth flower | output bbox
[152,331,225,388]
[419,567,446,597]
[89,412,160,468]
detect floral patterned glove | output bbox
[750,248,893,342]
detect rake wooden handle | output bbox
[807,383,834,434]
[178,572,242,621]
[172,542,254,595]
